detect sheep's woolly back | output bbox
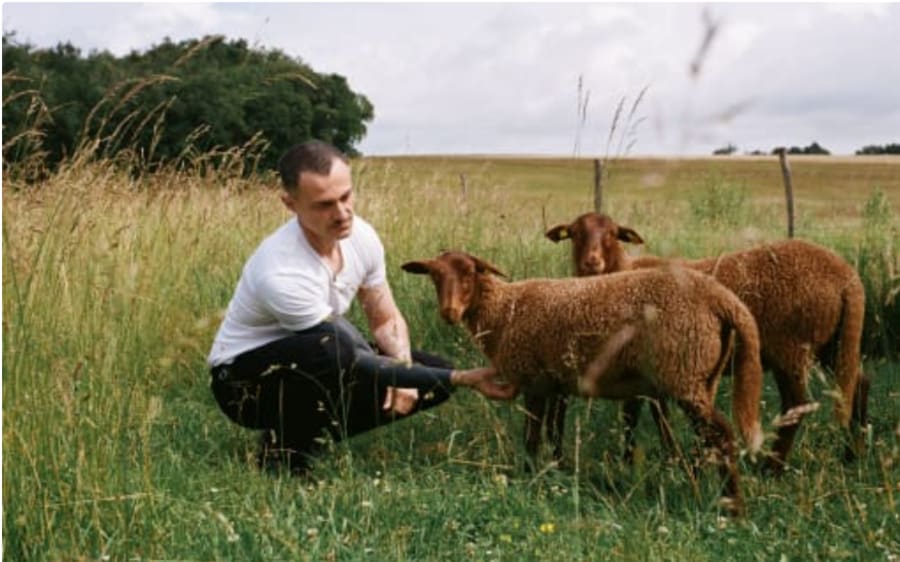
[632,240,864,426]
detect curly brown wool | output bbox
[546,212,869,471]
[403,251,764,516]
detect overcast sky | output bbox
[3,2,899,156]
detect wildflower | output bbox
[539,522,556,534]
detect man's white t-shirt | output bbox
[207,216,386,367]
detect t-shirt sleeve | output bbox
[257,270,332,332]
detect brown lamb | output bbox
[402,250,764,516]
[546,211,869,471]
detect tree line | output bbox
[2,33,374,175]
[714,141,900,156]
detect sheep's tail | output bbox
[720,298,765,454]
[832,274,866,427]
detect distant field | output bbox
[360,154,900,229]
[3,154,898,561]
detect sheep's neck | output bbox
[606,243,632,273]
[462,274,511,361]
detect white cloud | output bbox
[824,3,890,22]
[2,2,898,156]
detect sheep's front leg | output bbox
[523,391,548,472]
[547,392,569,466]
[621,398,643,463]
[649,397,676,458]
[622,396,675,463]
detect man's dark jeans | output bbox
[210,317,454,472]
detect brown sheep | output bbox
[402,250,764,516]
[546,212,869,471]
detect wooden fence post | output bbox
[775,148,795,238]
[593,158,603,213]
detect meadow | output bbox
[3,153,898,561]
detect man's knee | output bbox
[305,322,365,376]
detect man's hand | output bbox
[383,386,419,415]
[452,367,520,400]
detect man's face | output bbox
[282,158,355,245]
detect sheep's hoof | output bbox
[761,456,789,477]
[522,458,567,474]
[718,496,745,518]
[843,431,867,463]
[622,445,648,467]
[522,459,538,474]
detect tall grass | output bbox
[3,151,899,560]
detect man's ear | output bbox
[617,226,644,245]
[401,260,431,275]
[280,191,297,213]
[545,224,571,242]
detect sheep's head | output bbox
[401,251,506,324]
[545,212,644,276]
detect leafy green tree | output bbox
[2,33,374,175]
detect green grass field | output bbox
[3,155,898,561]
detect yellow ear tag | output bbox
[559,227,569,240]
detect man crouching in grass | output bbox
[207,139,517,474]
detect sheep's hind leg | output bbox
[679,400,745,517]
[844,372,871,461]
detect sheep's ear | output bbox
[617,226,644,245]
[545,224,571,242]
[470,255,508,278]
[401,260,431,275]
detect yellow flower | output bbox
[539,522,556,534]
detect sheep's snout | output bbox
[579,252,605,275]
[439,305,464,324]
